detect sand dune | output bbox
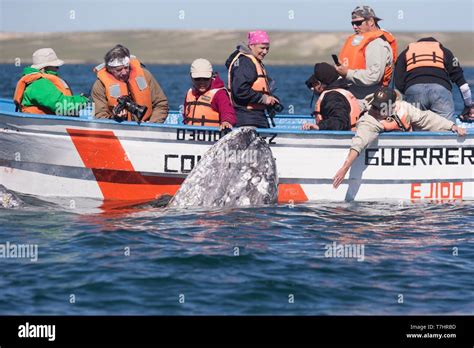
[1,30,472,65]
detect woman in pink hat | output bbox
[225,30,281,128]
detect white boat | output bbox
[0,97,472,208]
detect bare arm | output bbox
[333,149,359,189]
[333,114,383,189]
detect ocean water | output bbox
[0,64,473,315]
[2,64,473,115]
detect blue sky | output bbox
[1,0,473,32]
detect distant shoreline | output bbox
[1,30,473,65]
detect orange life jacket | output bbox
[405,41,445,72]
[94,57,153,122]
[314,88,360,131]
[13,72,72,114]
[339,29,397,87]
[379,102,412,132]
[227,52,270,110]
[184,87,224,126]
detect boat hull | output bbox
[1,100,473,205]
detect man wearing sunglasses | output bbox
[336,6,398,99]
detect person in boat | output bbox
[332,86,467,189]
[335,6,397,99]
[91,44,168,122]
[302,62,360,131]
[183,58,236,130]
[225,30,281,128]
[13,48,88,115]
[394,37,473,122]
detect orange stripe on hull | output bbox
[278,183,308,203]
[67,129,134,170]
[93,171,182,201]
[67,129,182,204]
[67,129,308,206]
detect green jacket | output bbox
[19,67,88,115]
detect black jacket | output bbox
[225,44,269,128]
[394,37,467,93]
[316,78,354,131]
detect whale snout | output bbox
[169,127,278,208]
[0,185,23,209]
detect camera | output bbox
[267,102,284,118]
[265,97,284,127]
[266,97,284,118]
[113,95,148,121]
[459,104,474,123]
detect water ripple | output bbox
[1,168,473,314]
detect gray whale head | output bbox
[169,127,278,207]
[0,185,23,209]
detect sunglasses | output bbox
[351,19,366,27]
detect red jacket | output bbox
[183,73,237,125]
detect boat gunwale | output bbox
[1,98,472,137]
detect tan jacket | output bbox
[351,101,455,154]
[91,68,169,123]
[346,38,393,87]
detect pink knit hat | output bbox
[247,30,270,45]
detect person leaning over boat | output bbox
[302,62,360,131]
[332,87,466,189]
[335,6,397,99]
[91,44,168,122]
[183,59,236,130]
[225,30,280,128]
[394,37,473,122]
[13,48,88,115]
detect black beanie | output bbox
[313,62,340,85]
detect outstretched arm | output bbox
[333,149,359,189]
[403,101,457,132]
[333,114,383,189]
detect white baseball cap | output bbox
[190,58,213,78]
[31,48,64,70]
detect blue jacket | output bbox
[225,44,270,128]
